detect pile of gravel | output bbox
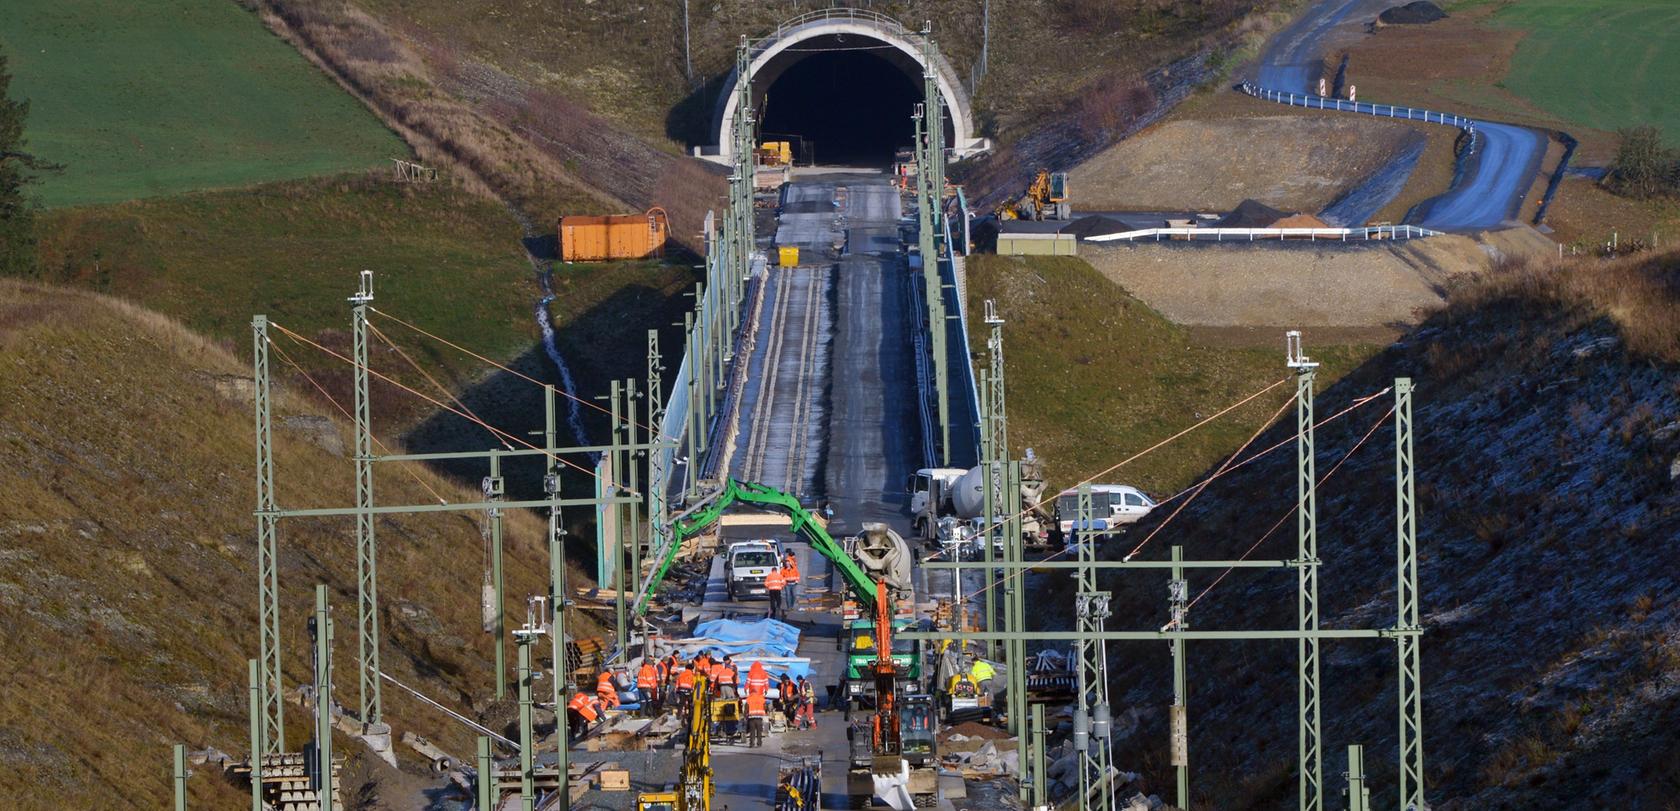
[1379,0,1448,24]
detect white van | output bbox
[725,540,783,601]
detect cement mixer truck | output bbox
[908,449,1052,550]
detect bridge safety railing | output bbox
[941,206,983,465]
[1083,224,1443,243]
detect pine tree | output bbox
[1,50,47,277]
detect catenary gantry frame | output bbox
[918,348,1427,810]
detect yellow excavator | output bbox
[637,674,713,811]
[993,169,1071,221]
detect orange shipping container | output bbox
[557,207,669,262]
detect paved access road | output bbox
[1253,0,1549,230]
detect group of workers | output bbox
[566,649,819,747]
[764,551,800,620]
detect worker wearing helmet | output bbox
[597,670,620,709]
[780,552,801,612]
[764,566,786,620]
[716,655,739,699]
[744,690,769,747]
[796,676,816,729]
[566,691,601,742]
[746,660,771,696]
[970,658,996,698]
[637,660,661,717]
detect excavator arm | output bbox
[633,479,879,618]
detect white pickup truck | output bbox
[725,540,783,601]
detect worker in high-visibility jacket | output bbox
[743,690,770,747]
[796,676,817,729]
[675,662,696,705]
[715,655,738,699]
[597,670,620,709]
[969,658,996,698]
[745,660,771,696]
[637,660,662,717]
[566,691,601,742]
[764,566,786,620]
[780,552,801,611]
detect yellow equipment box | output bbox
[778,246,799,267]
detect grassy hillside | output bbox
[1490,0,1679,146]
[965,254,1377,496]
[27,173,696,435]
[1053,248,1680,807]
[0,280,597,807]
[0,0,402,206]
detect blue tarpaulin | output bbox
[667,617,811,681]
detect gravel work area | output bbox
[1070,114,1424,214]
[1081,236,1501,329]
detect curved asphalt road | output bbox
[1253,0,1549,231]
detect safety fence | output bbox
[1240,82,1477,131]
[1084,224,1443,243]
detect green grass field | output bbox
[966,255,1376,495]
[1491,0,1680,144]
[0,0,404,207]
[28,174,695,431]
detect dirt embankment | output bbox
[256,0,722,252]
[1054,248,1680,807]
[1072,114,1423,214]
[0,281,601,806]
[1082,226,1556,335]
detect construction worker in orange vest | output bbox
[597,669,620,709]
[566,691,601,742]
[764,565,786,620]
[781,552,801,611]
[743,690,769,747]
[675,662,696,703]
[745,660,771,696]
[796,675,816,729]
[637,660,661,717]
[715,655,738,698]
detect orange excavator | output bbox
[849,584,937,808]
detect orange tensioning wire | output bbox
[1186,403,1396,611]
[922,376,1293,565]
[271,322,629,492]
[267,336,451,506]
[366,320,512,451]
[1125,392,1297,560]
[949,385,1393,607]
[368,306,672,440]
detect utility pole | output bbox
[1346,745,1371,811]
[247,659,263,811]
[1007,460,1031,805]
[985,300,1007,468]
[547,490,572,808]
[647,330,667,533]
[311,585,335,811]
[174,744,188,811]
[488,451,507,699]
[610,379,632,652]
[1395,378,1427,811]
[477,736,494,811]
[1288,330,1323,811]
[626,377,642,614]
[514,600,545,811]
[1073,485,1115,811]
[251,314,283,754]
[1170,545,1189,809]
[349,271,382,727]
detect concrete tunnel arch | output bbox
[698,11,988,166]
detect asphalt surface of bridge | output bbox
[711,173,933,810]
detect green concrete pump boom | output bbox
[633,479,878,617]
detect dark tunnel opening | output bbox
[758,48,925,167]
